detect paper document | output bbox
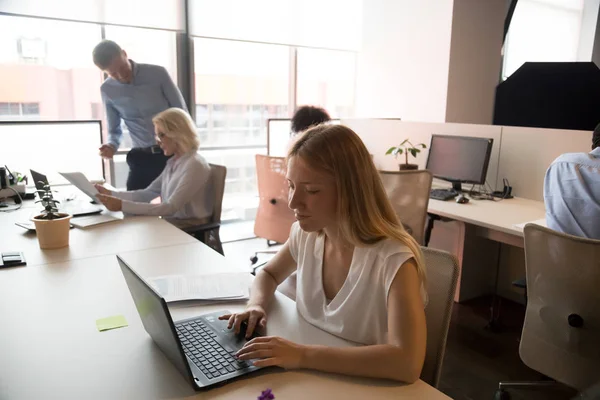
[70,214,120,229]
[148,273,251,303]
[59,172,99,202]
[513,218,547,230]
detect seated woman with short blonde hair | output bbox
[95,108,213,227]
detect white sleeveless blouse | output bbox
[288,222,425,345]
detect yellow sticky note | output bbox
[96,315,128,332]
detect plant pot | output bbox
[399,163,419,171]
[32,213,71,249]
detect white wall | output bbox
[355,0,454,122]
[445,0,505,124]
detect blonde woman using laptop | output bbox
[95,108,213,228]
[221,124,427,383]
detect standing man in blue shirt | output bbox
[92,40,187,190]
[544,128,600,239]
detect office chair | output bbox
[495,224,600,399]
[250,155,296,265]
[379,170,433,245]
[421,247,459,387]
[181,164,227,256]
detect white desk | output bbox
[428,196,545,247]
[426,196,545,302]
[0,242,449,399]
[0,207,197,267]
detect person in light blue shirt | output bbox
[544,129,600,239]
[93,40,187,190]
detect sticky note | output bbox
[96,315,128,332]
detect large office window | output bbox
[0,15,103,121]
[296,48,357,118]
[0,2,361,223]
[502,0,585,79]
[193,38,290,221]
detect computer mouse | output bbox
[456,194,469,204]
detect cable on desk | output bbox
[468,182,496,201]
[0,187,23,212]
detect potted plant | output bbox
[31,184,71,249]
[385,139,427,171]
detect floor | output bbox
[220,234,578,400]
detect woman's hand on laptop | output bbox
[219,304,267,339]
[94,184,112,196]
[95,194,122,211]
[235,336,306,369]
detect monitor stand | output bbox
[451,182,463,192]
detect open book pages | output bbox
[148,272,251,303]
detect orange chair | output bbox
[250,155,296,264]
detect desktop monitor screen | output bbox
[425,135,493,190]
[0,121,104,186]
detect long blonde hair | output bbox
[288,124,426,285]
[152,108,200,153]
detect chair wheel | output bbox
[250,255,258,265]
[494,389,510,400]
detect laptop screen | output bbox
[30,169,48,192]
[117,256,193,384]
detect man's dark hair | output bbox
[92,40,122,69]
[291,106,331,135]
[593,122,600,150]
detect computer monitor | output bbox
[0,120,104,186]
[425,134,493,192]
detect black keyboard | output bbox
[176,320,252,380]
[430,189,458,201]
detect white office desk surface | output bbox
[428,196,545,237]
[0,207,196,267]
[0,243,449,400]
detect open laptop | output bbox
[30,169,102,217]
[117,256,264,390]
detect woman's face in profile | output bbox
[286,156,337,232]
[155,125,176,156]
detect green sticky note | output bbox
[96,315,128,332]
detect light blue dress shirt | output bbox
[100,60,186,149]
[544,147,600,239]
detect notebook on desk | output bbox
[69,214,120,229]
[117,256,266,390]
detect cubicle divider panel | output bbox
[497,126,592,201]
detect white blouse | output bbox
[288,222,426,345]
[114,152,213,220]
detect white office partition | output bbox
[267,118,342,157]
[343,119,502,189]
[497,126,592,201]
[0,121,104,186]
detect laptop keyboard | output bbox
[176,320,252,380]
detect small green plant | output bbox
[385,139,427,166]
[35,183,63,220]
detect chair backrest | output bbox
[208,163,227,224]
[421,247,459,388]
[521,224,600,391]
[379,170,433,245]
[254,155,296,243]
